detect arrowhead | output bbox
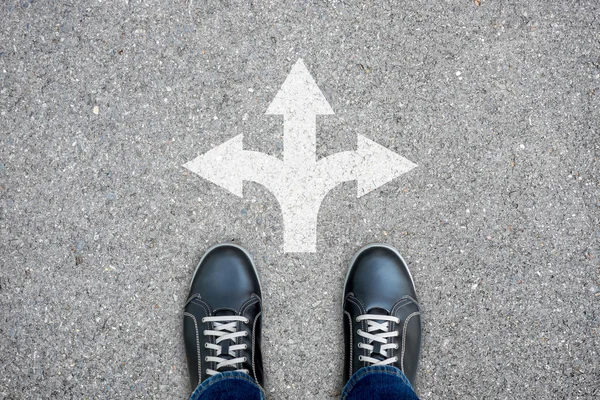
[356,135,417,197]
[182,135,244,197]
[266,59,334,116]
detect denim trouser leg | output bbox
[341,366,419,400]
[189,372,264,400]
[188,366,417,400]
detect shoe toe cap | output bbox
[188,244,261,311]
[345,245,417,311]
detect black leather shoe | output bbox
[183,244,264,390]
[343,244,422,386]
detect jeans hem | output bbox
[189,371,265,400]
[340,365,415,400]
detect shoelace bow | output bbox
[356,314,400,365]
[202,315,249,376]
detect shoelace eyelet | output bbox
[200,315,251,375]
[355,314,401,367]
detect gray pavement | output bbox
[1,0,599,399]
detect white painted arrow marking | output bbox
[183,135,281,198]
[184,59,417,252]
[266,59,334,166]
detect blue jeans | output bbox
[189,366,419,400]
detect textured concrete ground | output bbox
[1,0,599,399]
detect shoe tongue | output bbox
[368,307,390,318]
[366,307,391,362]
[213,309,237,317]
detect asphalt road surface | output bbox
[1,1,599,399]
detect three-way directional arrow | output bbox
[183,59,417,252]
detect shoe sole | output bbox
[189,242,262,293]
[342,243,416,307]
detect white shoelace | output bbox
[202,315,249,376]
[356,314,400,366]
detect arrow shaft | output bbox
[280,197,321,252]
[239,150,283,194]
[316,151,358,186]
[283,114,317,168]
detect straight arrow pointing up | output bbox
[266,59,333,167]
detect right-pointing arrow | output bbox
[315,135,417,198]
[355,135,417,197]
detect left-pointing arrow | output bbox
[183,134,282,197]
